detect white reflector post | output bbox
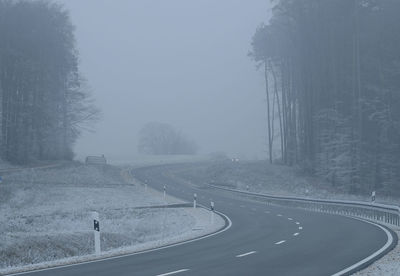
[92,211,101,255]
[210,201,215,224]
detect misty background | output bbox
[56,0,272,161]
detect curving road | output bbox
[12,163,395,276]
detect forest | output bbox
[250,0,400,196]
[0,0,98,164]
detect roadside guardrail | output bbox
[209,185,400,227]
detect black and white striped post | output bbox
[163,185,166,200]
[210,201,215,224]
[193,193,197,208]
[92,211,100,255]
[371,191,376,203]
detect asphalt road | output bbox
[13,164,393,276]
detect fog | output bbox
[2,1,400,273]
[56,0,271,161]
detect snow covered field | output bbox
[173,160,400,206]
[76,153,209,167]
[0,163,223,274]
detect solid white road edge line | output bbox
[156,269,190,276]
[275,240,286,245]
[209,183,395,276]
[331,218,394,276]
[236,251,257,258]
[8,209,232,276]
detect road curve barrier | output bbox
[209,185,400,227]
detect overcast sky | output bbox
[57,0,271,161]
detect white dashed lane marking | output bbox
[236,251,257,258]
[293,233,299,236]
[156,269,190,276]
[275,240,286,245]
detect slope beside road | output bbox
[0,163,223,275]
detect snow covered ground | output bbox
[76,153,209,167]
[174,160,400,206]
[0,163,224,274]
[353,230,400,276]
[0,159,19,170]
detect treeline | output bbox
[0,0,98,164]
[250,0,400,195]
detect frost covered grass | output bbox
[0,163,223,273]
[76,153,209,167]
[174,160,400,206]
[0,159,18,170]
[1,207,223,275]
[353,231,400,276]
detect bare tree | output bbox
[138,122,197,155]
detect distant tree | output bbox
[138,122,197,155]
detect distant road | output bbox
[12,163,395,276]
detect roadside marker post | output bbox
[163,185,166,200]
[193,193,197,208]
[372,191,376,203]
[211,201,215,224]
[92,211,101,255]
